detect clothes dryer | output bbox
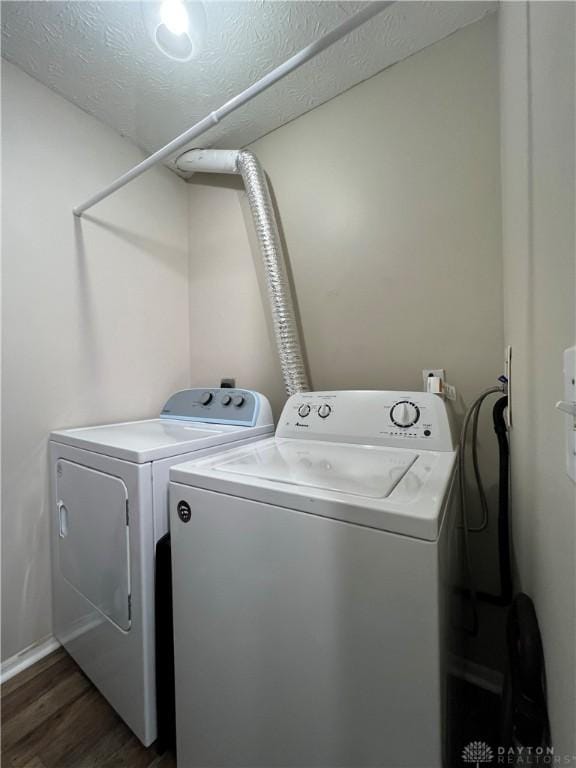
[50,388,273,746]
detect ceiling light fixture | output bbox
[160,0,189,36]
[142,0,206,62]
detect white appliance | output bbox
[50,388,273,747]
[169,390,460,768]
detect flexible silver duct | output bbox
[176,148,310,395]
[236,151,309,395]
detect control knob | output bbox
[318,404,332,419]
[233,395,245,408]
[200,392,213,405]
[221,394,232,406]
[298,404,311,417]
[390,401,420,428]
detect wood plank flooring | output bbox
[1,648,176,768]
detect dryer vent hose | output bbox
[176,148,310,396]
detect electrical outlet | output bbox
[422,369,445,391]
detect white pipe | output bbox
[176,148,240,175]
[73,1,393,216]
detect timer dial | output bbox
[390,401,420,428]
[318,404,332,419]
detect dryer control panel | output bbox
[277,391,455,451]
[160,388,272,428]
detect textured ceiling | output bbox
[2,1,497,171]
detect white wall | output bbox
[1,61,190,661]
[499,2,576,753]
[187,15,503,589]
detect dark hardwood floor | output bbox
[1,648,176,768]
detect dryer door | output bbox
[55,459,131,631]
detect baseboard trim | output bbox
[1,635,61,685]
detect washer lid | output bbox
[170,438,458,540]
[216,441,417,499]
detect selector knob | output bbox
[233,395,245,408]
[221,394,232,406]
[298,404,311,417]
[318,404,332,419]
[390,401,420,428]
[200,392,213,405]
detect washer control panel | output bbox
[277,391,455,451]
[160,388,272,427]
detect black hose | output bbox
[478,396,513,606]
[502,593,551,747]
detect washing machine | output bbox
[169,390,460,768]
[49,387,273,747]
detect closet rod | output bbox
[73,1,392,216]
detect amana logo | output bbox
[177,500,192,523]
